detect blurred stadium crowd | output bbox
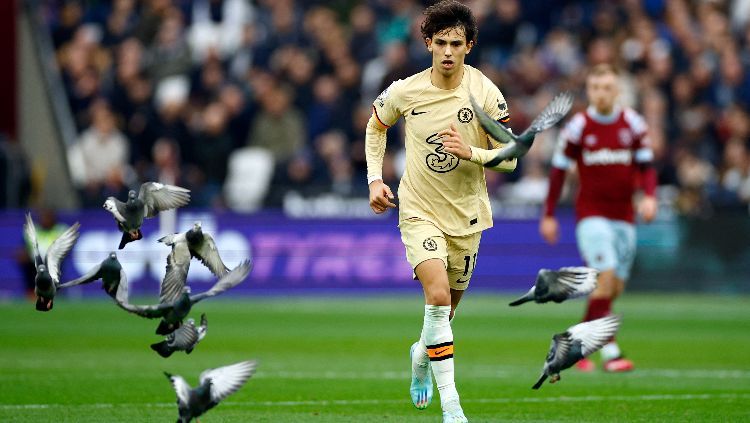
[9,0,750,215]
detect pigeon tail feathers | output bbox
[151,341,175,358]
[532,373,547,390]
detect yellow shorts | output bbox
[399,218,482,291]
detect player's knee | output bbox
[425,287,451,306]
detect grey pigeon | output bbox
[116,260,251,335]
[509,266,598,306]
[158,222,230,286]
[165,360,257,423]
[532,315,621,389]
[24,213,80,311]
[103,182,190,249]
[58,252,129,302]
[151,313,208,358]
[470,92,574,167]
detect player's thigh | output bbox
[400,218,448,279]
[445,231,482,291]
[612,220,636,281]
[575,217,617,272]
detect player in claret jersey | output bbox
[540,63,658,373]
[365,1,519,421]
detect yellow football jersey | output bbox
[372,65,511,236]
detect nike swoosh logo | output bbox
[411,109,427,116]
[435,347,450,355]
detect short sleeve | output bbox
[372,81,403,128]
[483,79,510,124]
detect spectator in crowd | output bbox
[42,0,750,215]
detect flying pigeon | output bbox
[24,213,80,311]
[116,260,251,335]
[509,267,598,306]
[151,313,208,358]
[158,222,230,286]
[470,91,574,167]
[165,360,257,423]
[103,182,190,249]
[532,315,621,389]
[58,252,128,302]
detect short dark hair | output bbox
[421,0,478,44]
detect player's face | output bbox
[426,27,473,78]
[586,73,619,114]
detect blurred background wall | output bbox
[2,0,749,297]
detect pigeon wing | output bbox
[197,314,208,342]
[166,374,192,408]
[103,197,128,223]
[139,182,191,218]
[555,267,598,298]
[190,232,230,277]
[58,261,102,288]
[114,268,129,303]
[567,315,621,356]
[200,360,258,403]
[23,213,43,268]
[170,321,199,349]
[469,95,516,145]
[115,298,171,318]
[45,222,80,284]
[523,91,574,136]
[160,242,190,304]
[189,260,252,304]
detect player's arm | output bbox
[366,110,396,214]
[472,80,518,172]
[540,116,582,244]
[634,136,658,223]
[366,83,402,214]
[472,136,517,172]
[440,123,517,171]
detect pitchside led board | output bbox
[0,210,584,298]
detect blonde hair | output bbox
[588,63,620,78]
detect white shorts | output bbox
[575,216,636,281]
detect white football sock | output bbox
[423,305,460,410]
[601,341,621,361]
[412,331,429,373]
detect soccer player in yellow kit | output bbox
[365,2,518,421]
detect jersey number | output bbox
[463,253,477,276]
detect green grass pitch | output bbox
[1,294,749,422]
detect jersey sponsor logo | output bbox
[584,134,597,146]
[375,87,390,107]
[582,148,633,166]
[498,101,507,112]
[423,237,438,251]
[457,107,474,123]
[618,128,633,146]
[411,108,427,116]
[425,133,459,173]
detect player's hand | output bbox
[539,216,560,245]
[638,195,657,223]
[369,179,396,214]
[439,123,472,160]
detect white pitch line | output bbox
[2,393,749,411]
[2,368,748,382]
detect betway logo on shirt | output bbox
[582,148,632,166]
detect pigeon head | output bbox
[182,286,192,294]
[128,190,137,200]
[109,252,117,260]
[186,222,203,244]
[186,318,195,326]
[37,264,47,274]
